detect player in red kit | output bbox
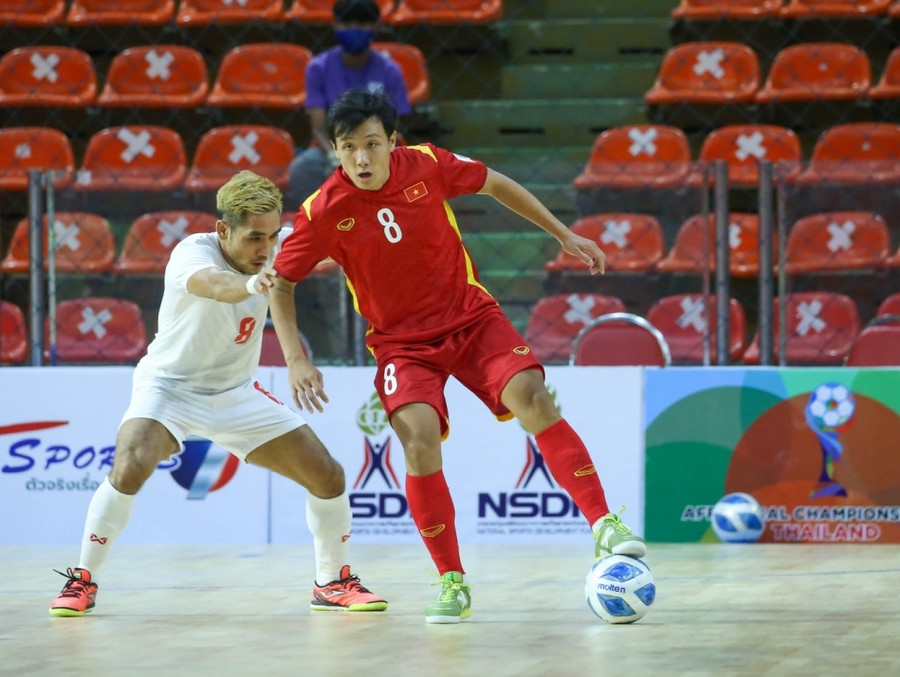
[270,90,646,624]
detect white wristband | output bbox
[245,274,259,295]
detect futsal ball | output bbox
[585,555,655,624]
[711,492,766,543]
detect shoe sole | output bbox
[598,542,647,559]
[310,602,388,612]
[49,607,93,617]
[425,608,471,624]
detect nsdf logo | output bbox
[169,436,239,500]
[478,437,581,519]
[349,436,409,519]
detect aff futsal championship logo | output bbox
[804,382,856,498]
[350,392,413,532]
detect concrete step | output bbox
[501,61,660,99]
[511,0,677,19]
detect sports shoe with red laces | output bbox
[310,565,387,612]
[49,568,98,617]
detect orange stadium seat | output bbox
[523,294,626,364]
[206,43,312,109]
[671,0,784,20]
[573,125,697,190]
[114,211,217,275]
[783,211,890,274]
[544,214,664,274]
[647,294,747,364]
[0,47,97,107]
[790,122,900,185]
[645,42,760,105]
[892,0,900,17]
[185,125,295,192]
[0,301,28,365]
[66,0,176,26]
[372,42,431,105]
[742,292,860,365]
[868,46,900,99]
[48,298,148,364]
[656,212,764,277]
[845,324,900,366]
[698,125,802,186]
[0,0,66,26]
[755,43,871,103]
[569,313,671,367]
[387,0,502,25]
[0,212,116,275]
[98,46,209,108]
[0,127,74,191]
[176,0,286,25]
[75,126,187,191]
[781,0,891,17]
[287,0,395,22]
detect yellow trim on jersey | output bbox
[443,201,493,297]
[301,189,321,220]
[407,144,438,162]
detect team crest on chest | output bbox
[404,181,428,202]
[336,218,355,231]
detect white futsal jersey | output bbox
[135,230,286,393]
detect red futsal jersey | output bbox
[275,143,497,350]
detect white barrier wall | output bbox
[0,366,645,545]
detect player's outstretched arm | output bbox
[186,265,276,302]
[269,276,330,414]
[477,168,606,275]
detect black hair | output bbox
[333,0,381,24]
[327,90,398,142]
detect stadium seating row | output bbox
[0,0,502,28]
[0,42,431,109]
[573,122,900,191]
[671,0,896,21]
[524,291,900,367]
[645,41,900,106]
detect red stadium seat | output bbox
[185,125,295,192]
[287,0,395,22]
[877,293,900,316]
[781,0,891,18]
[645,42,760,105]
[0,127,75,191]
[892,0,900,17]
[0,301,28,365]
[1,212,116,275]
[698,125,802,186]
[845,324,900,366]
[647,294,747,364]
[523,294,626,364]
[569,313,671,367]
[573,125,697,190]
[372,42,431,105]
[671,0,784,20]
[387,0,502,25]
[784,211,890,274]
[97,46,209,108]
[75,126,187,191]
[544,214,664,273]
[0,0,66,26]
[66,0,176,26]
[0,47,97,107]
[206,43,312,109]
[656,212,764,278]
[114,211,217,275]
[176,0,286,25]
[868,46,900,99]
[742,292,860,365]
[47,298,148,364]
[790,123,900,185]
[756,43,871,103]
[260,319,312,366]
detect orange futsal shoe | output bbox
[49,567,98,617]
[310,565,388,612]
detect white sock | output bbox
[77,477,136,573]
[306,491,351,585]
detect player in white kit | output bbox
[49,170,386,616]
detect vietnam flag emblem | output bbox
[404,181,428,202]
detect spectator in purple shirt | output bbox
[288,0,412,208]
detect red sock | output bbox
[535,419,609,525]
[405,470,464,575]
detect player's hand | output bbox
[287,359,330,414]
[561,234,606,275]
[253,266,278,296]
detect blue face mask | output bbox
[336,28,375,56]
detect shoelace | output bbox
[52,568,90,598]
[431,577,469,603]
[607,506,634,534]
[337,572,370,593]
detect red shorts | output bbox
[371,307,544,438]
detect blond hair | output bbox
[216,170,283,229]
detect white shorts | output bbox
[121,372,307,461]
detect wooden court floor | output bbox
[2,542,899,677]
